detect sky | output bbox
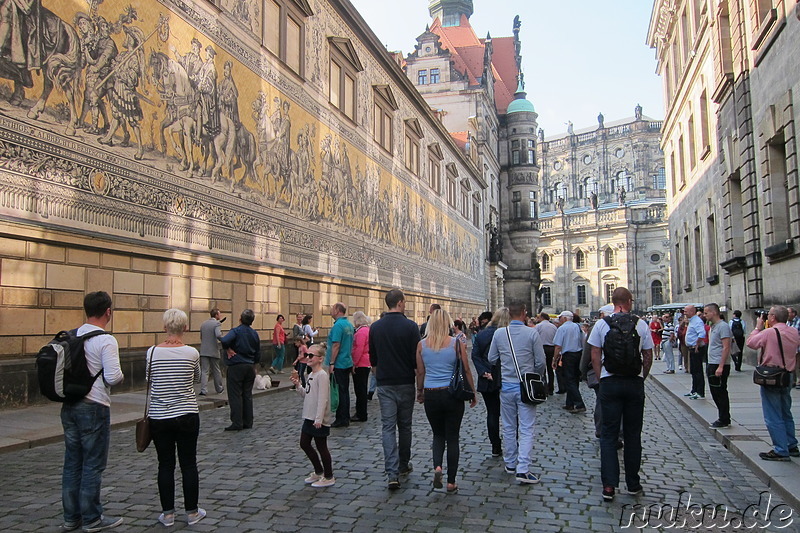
[348,0,664,136]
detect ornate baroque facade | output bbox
[648,0,800,326]
[0,0,488,405]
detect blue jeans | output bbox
[272,345,286,371]
[599,376,644,489]
[760,385,798,456]
[61,400,111,525]
[499,388,538,473]
[377,384,415,478]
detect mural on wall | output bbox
[0,0,482,296]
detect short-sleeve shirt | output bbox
[553,321,584,353]
[325,316,354,369]
[587,313,655,379]
[707,320,732,365]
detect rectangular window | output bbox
[693,226,703,282]
[429,158,441,192]
[286,16,301,73]
[675,242,682,292]
[418,69,427,85]
[264,0,281,55]
[678,136,686,188]
[512,151,519,165]
[688,115,697,169]
[512,191,521,219]
[577,285,587,306]
[329,61,340,110]
[447,178,457,207]
[461,191,469,218]
[528,149,535,164]
[511,140,520,149]
[404,134,420,175]
[529,191,537,219]
[706,214,717,278]
[699,92,710,153]
[683,235,691,289]
[373,88,395,152]
[262,0,308,76]
[542,286,552,307]
[473,201,480,228]
[430,68,440,83]
[343,74,355,120]
[766,134,790,246]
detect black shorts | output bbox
[301,418,330,438]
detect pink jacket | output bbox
[746,323,799,370]
[352,326,371,368]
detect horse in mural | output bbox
[149,51,195,173]
[0,5,82,136]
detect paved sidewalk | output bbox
[648,359,800,511]
[0,376,294,453]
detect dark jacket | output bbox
[221,324,261,366]
[471,325,501,393]
[369,312,421,386]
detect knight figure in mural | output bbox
[74,13,117,134]
[193,45,220,142]
[0,0,43,91]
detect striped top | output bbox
[146,345,200,420]
[661,321,674,342]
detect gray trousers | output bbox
[199,355,224,394]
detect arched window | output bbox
[541,253,551,272]
[604,248,615,267]
[651,280,664,305]
[575,250,586,270]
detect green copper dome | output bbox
[507,80,535,114]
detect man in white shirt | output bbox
[589,287,653,503]
[61,291,125,532]
[552,311,586,413]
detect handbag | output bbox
[136,347,155,452]
[449,340,474,401]
[753,328,792,388]
[505,328,547,405]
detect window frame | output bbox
[445,163,458,208]
[577,284,587,306]
[404,119,423,175]
[430,68,440,84]
[262,0,312,77]
[575,249,586,270]
[373,85,398,154]
[428,143,443,193]
[417,69,427,85]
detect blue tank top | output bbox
[421,337,458,388]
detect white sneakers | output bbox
[311,477,335,488]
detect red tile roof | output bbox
[450,131,470,151]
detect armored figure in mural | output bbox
[75,14,116,134]
[217,59,239,126]
[98,25,145,160]
[193,45,220,141]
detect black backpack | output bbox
[730,319,744,340]
[602,314,642,377]
[35,329,107,403]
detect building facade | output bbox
[648,0,800,326]
[0,0,488,406]
[534,115,669,316]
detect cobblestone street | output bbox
[2,379,796,532]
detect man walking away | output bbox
[747,306,800,461]
[369,289,421,489]
[488,300,547,485]
[61,291,125,532]
[535,313,558,395]
[199,308,225,395]
[221,309,260,431]
[705,304,732,428]
[326,303,354,428]
[589,287,653,502]
[729,310,745,372]
[552,311,586,413]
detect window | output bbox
[430,68,440,84]
[541,286,552,307]
[604,283,616,304]
[766,133,791,248]
[373,85,398,152]
[706,214,717,278]
[604,248,615,267]
[678,136,686,187]
[472,196,480,228]
[688,115,697,169]
[329,37,363,121]
[655,167,666,189]
[262,0,312,76]
[699,92,710,153]
[651,280,664,305]
[528,191,537,219]
[446,164,457,207]
[575,250,586,270]
[541,253,550,272]
[512,191,521,219]
[577,285,587,305]
[428,143,443,193]
[418,69,427,85]
[527,139,536,164]
[693,226,703,282]
[404,119,423,175]
[512,150,520,165]
[674,242,682,291]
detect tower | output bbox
[428,0,474,26]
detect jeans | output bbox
[499,388,538,474]
[150,413,200,513]
[377,384,415,478]
[61,400,111,525]
[707,364,731,424]
[272,345,286,371]
[226,363,255,428]
[690,347,706,397]
[423,389,465,484]
[333,367,352,424]
[480,390,501,449]
[760,385,798,456]
[352,367,370,420]
[599,376,644,489]
[561,351,585,409]
[543,345,555,394]
[662,340,675,372]
[368,372,377,394]
[199,355,224,394]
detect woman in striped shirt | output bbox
[146,308,206,527]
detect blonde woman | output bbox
[416,309,477,493]
[351,311,372,422]
[147,309,206,526]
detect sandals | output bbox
[433,469,443,489]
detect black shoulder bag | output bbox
[753,329,792,388]
[505,328,546,405]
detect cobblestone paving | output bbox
[2,380,797,532]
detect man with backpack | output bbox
[60,291,125,532]
[588,287,653,502]
[729,310,745,372]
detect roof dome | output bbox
[507,79,535,114]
